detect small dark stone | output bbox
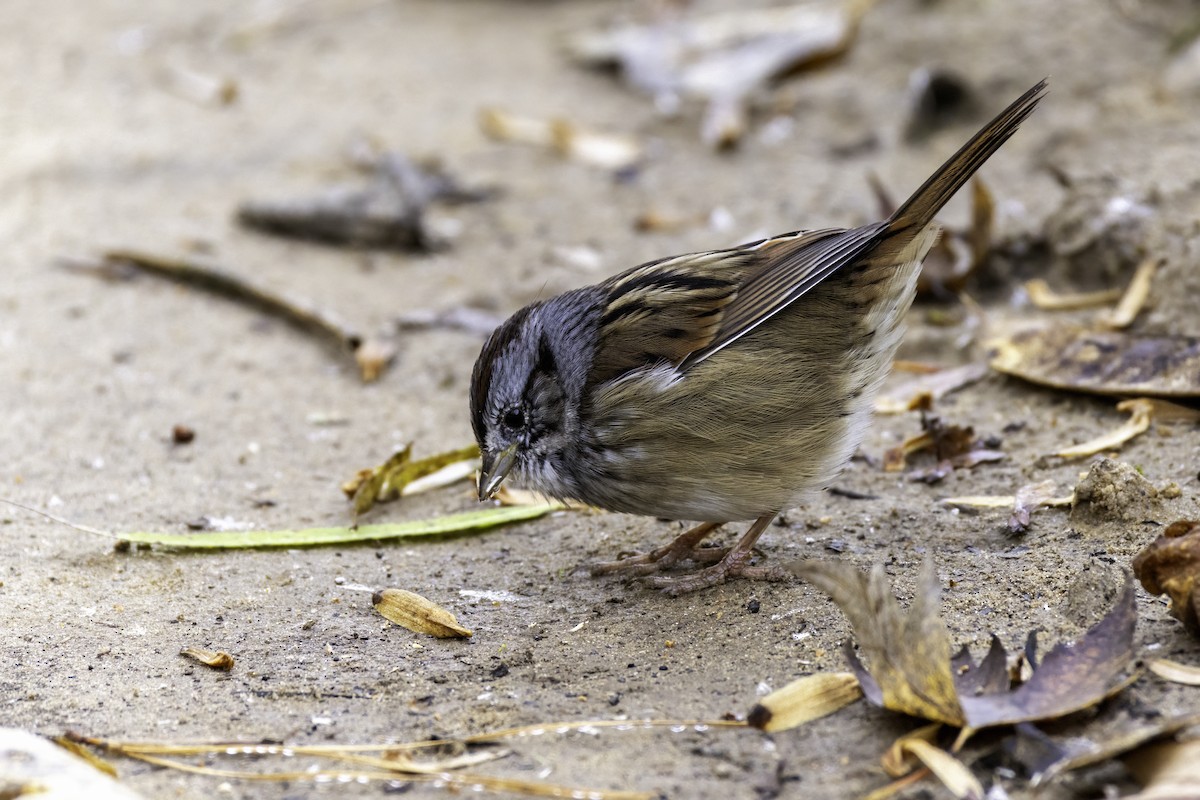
[172,424,195,444]
[607,692,621,706]
[489,663,509,679]
[747,599,761,614]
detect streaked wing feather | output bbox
[588,249,753,383]
[678,223,888,370]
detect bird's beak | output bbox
[478,442,519,501]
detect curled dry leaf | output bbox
[793,559,965,725]
[1024,279,1123,311]
[875,363,988,415]
[373,587,472,638]
[1054,398,1154,459]
[1008,479,1068,534]
[941,484,1074,532]
[343,444,481,519]
[179,647,235,671]
[882,414,1003,482]
[1021,710,1200,786]
[746,672,862,732]
[792,558,1137,732]
[891,738,982,800]
[1133,519,1200,636]
[1147,657,1200,685]
[989,325,1200,398]
[1124,739,1200,800]
[1100,255,1161,330]
[480,109,642,172]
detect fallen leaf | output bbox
[480,109,643,171]
[179,647,235,671]
[875,363,988,415]
[344,444,481,519]
[746,672,862,732]
[1008,479,1065,534]
[373,588,472,638]
[989,325,1200,399]
[1133,519,1200,636]
[794,560,965,725]
[892,738,981,800]
[1125,739,1200,799]
[1009,710,1200,786]
[1024,279,1123,311]
[114,505,554,550]
[956,576,1136,729]
[1100,256,1162,330]
[1054,398,1154,459]
[1147,657,1200,685]
[882,414,1003,481]
[792,559,1138,732]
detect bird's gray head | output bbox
[470,297,597,501]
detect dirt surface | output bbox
[4,1,1200,798]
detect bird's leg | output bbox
[589,521,728,577]
[644,513,791,595]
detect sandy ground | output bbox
[4,0,1200,798]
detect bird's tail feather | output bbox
[887,78,1047,236]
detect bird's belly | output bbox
[572,260,921,522]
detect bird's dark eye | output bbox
[501,408,525,429]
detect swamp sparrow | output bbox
[471,80,1046,594]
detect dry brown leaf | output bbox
[373,587,472,638]
[179,647,235,671]
[1125,739,1200,800]
[343,444,480,519]
[1008,479,1066,534]
[1023,710,1200,786]
[882,415,1003,481]
[875,363,988,415]
[1147,657,1200,685]
[1101,255,1162,330]
[1054,398,1154,459]
[1134,520,1200,636]
[956,575,1136,729]
[988,325,1200,398]
[480,109,643,171]
[1024,279,1123,311]
[895,739,982,799]
[881,722,942,777]
[794,560,966,725]
[793,559,1138,732]
[943,482,1077,521]
[746,672,862,732]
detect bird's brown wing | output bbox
[589,228,858,383]
[676,224,888,370]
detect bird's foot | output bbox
[640,513,790,595]
[589,522,727,577]
[643,554,791,596]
